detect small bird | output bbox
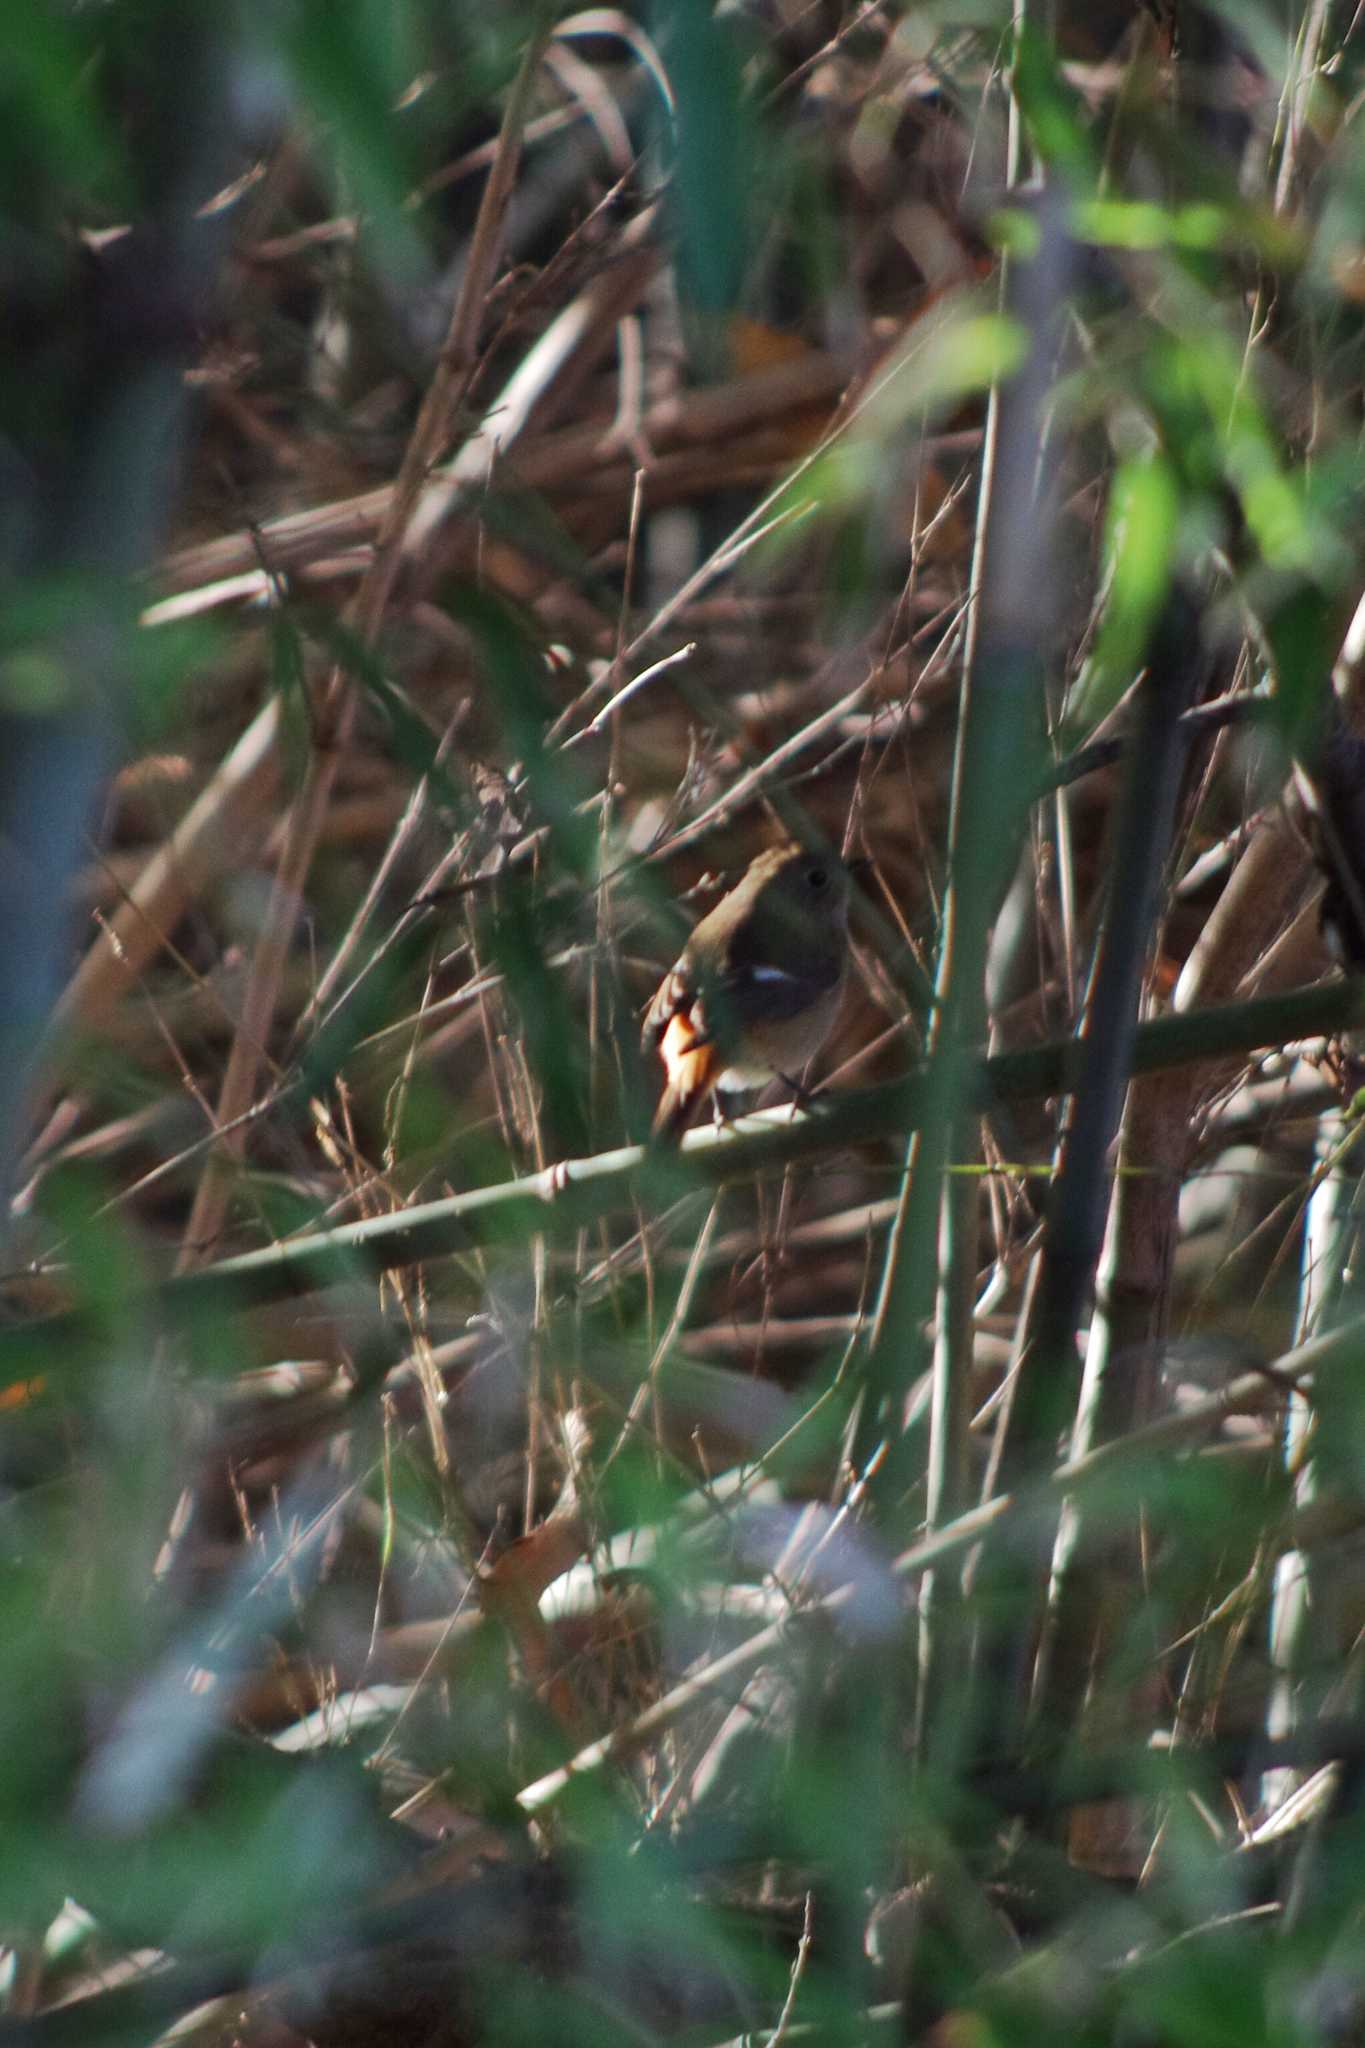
[641,842,856,1139]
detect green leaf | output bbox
[1067,455,1179,734]
[294,607,468,819]
[0,0,123,213]
[653,0,754,320]
[263,0,431,289]
[1011,22,1096,185]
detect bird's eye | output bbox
[806,865,829,891]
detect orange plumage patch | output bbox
[653,1009,720,1137]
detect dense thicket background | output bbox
[7,1,1365,2042]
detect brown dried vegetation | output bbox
[9,4,1365,2044]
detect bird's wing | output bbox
[643,953,840,1054]
[720,957,840,1022]
[640,957,702,1055]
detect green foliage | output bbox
[653,0,754,327]
[1069,453,1180,732]
[0,0,124,217]
[14,2,1365,2044]
[256,0,433,288]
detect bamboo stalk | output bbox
[7,973,1364,1379]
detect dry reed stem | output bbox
[177,25,562,1267]
[50,59,658,1186]
[152,347,846,604]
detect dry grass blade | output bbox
[17,8,1365,2044]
